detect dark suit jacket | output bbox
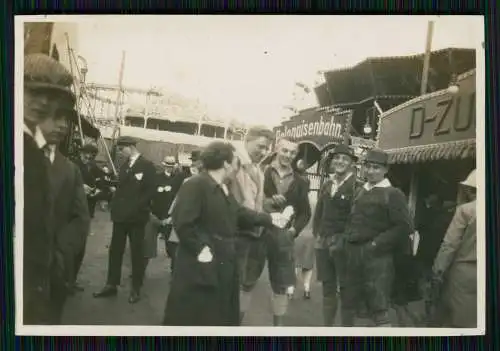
[263,167,311,237]
[151,171,185,220]
[23,133,53,305]
[48,151,91,283]
[312,175,360,237]
[110,155,156,224]
[74,159,105,189]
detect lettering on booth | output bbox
[409,91,476,139]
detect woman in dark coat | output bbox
[162,141,282,326]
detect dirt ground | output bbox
[61,207,424,327]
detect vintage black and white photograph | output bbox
[15,15,485,336]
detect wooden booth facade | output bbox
[377,68,476,225]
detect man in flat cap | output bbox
[94,136,156,303]
[312,144,362,326]
[341,149,413,327]
[33,56,91,323]
[23,53,87,324]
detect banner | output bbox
[273,107,353,151]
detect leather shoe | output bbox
[128,290,141,304]
[93,285,117,298]
[304,291,311,300]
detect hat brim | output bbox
[25,81,76,103]
[330,151,358,161]
[162,162,176,166]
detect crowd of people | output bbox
[23,53,477,328]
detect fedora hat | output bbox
[364,148,389,166]
[330,144,357,161]
[162,156,176,166]
[460,169,476,188]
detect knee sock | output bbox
[302,269,313,292]
[271,293,289,316]
[286,286,295,295]
[240,290,252,314]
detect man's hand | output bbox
[109,186,116,192]
[161,217,172,226]
[83,184,93,195]
[272,194,287,206]
[287,227,297,238]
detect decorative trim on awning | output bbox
[385,139,476,164]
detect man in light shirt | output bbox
[226,127,275,325]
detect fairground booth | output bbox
[278,48,476,194]
[376,68,476,224]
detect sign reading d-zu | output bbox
[274,107,353,151]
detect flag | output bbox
[295,82,311,94]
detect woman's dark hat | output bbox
[189,150,201,162]
[330,144,357,161]
[364,148,389,165]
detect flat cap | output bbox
[116,136,137,146]
[24,54,76,103]
[81,143,99,154]
[364,148,389,166]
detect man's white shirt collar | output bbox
[24,123,47,149]
[364,178,392,191]
[330,172,353,184]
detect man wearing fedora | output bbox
[94,136,156,303]
[36,70,91,321]
[147,155,185,275]
[312,144,361,326]
[341,149,413,327]
[23,53,85,324]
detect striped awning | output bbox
[386,139,476,164]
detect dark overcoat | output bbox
[48,152,91,286]
[23,132,53,324]
[163,172,272,326]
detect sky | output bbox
[71,15,483,127]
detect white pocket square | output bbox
[135,173,143,180]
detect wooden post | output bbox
[420,21,434,96]
[408,20,434,217]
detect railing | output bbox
[305,172,322,192]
